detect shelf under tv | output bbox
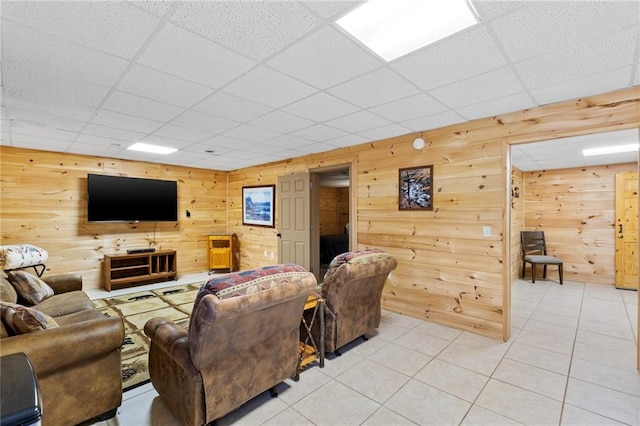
[103,250,177,291]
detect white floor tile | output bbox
[492,358,567,401]
[367,341,433,376]
[565,378,640,426]
[336,359,410,404]
[476,379,562,425]
[414,358,489,403]
[104,279,639,426]
[293,380,379,426]
[384,379,470,426]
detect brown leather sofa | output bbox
[318,249,398,354]
[0,273,125,426]
[144,264,317,426]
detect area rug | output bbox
[92,282,203,392]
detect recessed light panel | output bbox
[336,0,479,62]
[582,143,639,156]
[128,142,177,155]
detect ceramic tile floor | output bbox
[95,278,640,426]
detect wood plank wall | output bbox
[511,168,524,281]
[319,186,349,235]
[523,163,637,284]
[0,147,227,289]
[229,86,640,341]
[1,87,638,343]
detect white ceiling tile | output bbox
[193,92,269,123]
[90,110,163,134]
[170,111,238,135]
[250,111,314,134]
[290,124,348,142]
[102,91,184,122]
[429,67,524,109]
[222,124,281,143]
[2,21,129,88]
[67,142,123,157]
[4,59,111,108]
[130,1,175,18]
[516,28,638,90]
[392,25,507,91]
[357,123,412,141]
[111,149,165,163]
[491,1,640,62]
[197,135,255,151]
[81,124,146,143]
[472,1,526,20]
[328,68,419,108]
[456,92,537,121]
[401,111,466,132]
[117,65,214,108]
[223,66,318,108]
[302,1,363,19]
[2,2,160,59]
[10,122,78,142]
[151,124,213,143]
[170,1,322,61]
[325,110,391,134]
[293,142,336,154]
[137,23,256,89]
[264,134,320,149]
[530,67,633,106]
[369,94,448,122]
[281,92,359,122]
[6,109,86,132]
[4,88,97,122]
[75,134,128,150]
[324,134,369,148]
[267,26,382,90]
[10,133,72,151]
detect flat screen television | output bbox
[87,174,178,222]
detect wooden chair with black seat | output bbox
[521,231,563,284]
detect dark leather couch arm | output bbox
[42,273,83,294]
[0,316,124,374]
[145,317,195,374]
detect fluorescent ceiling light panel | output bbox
[336,0,478,62]
[128,142,177,155]
[582,143,639,156]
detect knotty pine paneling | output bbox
[229,86,639,342]
[0,147,227,289]
[319,186,349,235]
[2,87,638,344]
[523,162,637,284]
[511,168,524,281]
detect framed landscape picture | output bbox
[399,165,433,211]
[242,185,275,227]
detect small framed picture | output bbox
[399,165,433,210]
[242,185,275,227]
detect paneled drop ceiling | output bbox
[1,1,638,171]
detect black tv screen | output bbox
[87,174,178,222]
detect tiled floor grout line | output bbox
[558,281,585,425]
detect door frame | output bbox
[309,162,354,283]
[506,129,640,372]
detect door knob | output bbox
[618,224,623,238]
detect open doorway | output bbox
[310,165,351,283]
[508,128,639,369]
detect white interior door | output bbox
[277,173,310,270]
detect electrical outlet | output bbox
[483,226,491,237]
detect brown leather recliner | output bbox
[318,250,398,355]
[0,273,125,426]
[144,265,317,426]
